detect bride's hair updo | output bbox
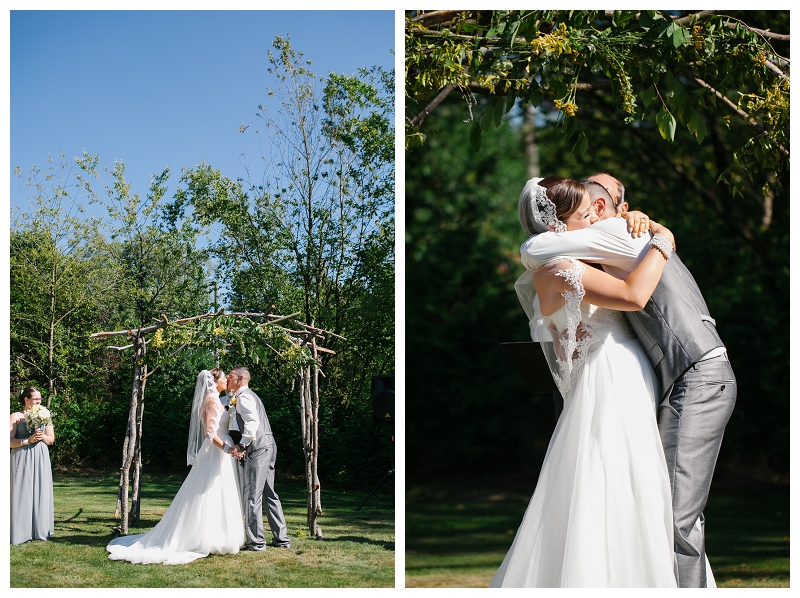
[518,175,587,235]
[538,176,587,221]
[209,368,225,381]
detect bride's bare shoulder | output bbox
[533,259,588,315]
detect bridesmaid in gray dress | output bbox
[10,386,55,545]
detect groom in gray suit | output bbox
[522,174,736,587]
[227,366,291,550]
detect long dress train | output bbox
[106,402,244,565]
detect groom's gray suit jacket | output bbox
[624,251,725,399]
[232,385,289,547]
[235,387,274,448]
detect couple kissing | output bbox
[107,366,291,565]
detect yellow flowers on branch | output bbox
[405,10,789,196]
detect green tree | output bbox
[405,97,552,485]
[406,10,789,199]
[11,152,112,411]
[76,157,210,328]
[405,78,789,488]
[173,37,395,488]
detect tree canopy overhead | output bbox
[406,10,789,198]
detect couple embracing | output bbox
[107,366,291,565]
[490,175,736,588]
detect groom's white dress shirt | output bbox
[520,218,725,361]
[521,217,650,279]
[234,385,260,447]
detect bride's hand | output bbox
[650,221,676,251]
[618,210,651,238]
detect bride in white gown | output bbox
[107,368,245,565]
[490,176,714,588]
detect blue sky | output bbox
[10,10,395,212]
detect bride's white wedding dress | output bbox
[106,396,245,565]
[491,297,716,587]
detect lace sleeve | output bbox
[201,396,222,440]
[532,259,596,400]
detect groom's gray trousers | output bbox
[242,438,290,549]
[658,353,736,588]
[625,251,736,587]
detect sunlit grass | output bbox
[11,470,394,587]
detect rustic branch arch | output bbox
[91,308,342,539]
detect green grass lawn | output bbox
[11,469,394,587]
[405,485,789,588]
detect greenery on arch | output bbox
[145,312,319,383]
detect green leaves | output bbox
[665,21,691,48]
[638,11,655,30]
[665,73,693,125]
[639,84,657,108]
[470,120,482,151]
[576,131,588,156]
[407,10,789,198]
[687,110,707,144]
[611,10,637,29]
[180,35,395,433]
[656,105,676,141]
[493,96,506,127]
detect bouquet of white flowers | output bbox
[24,404,52,431]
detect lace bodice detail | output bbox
[203,399,234,446]
[532,259,633,400]
[204,400,223,439]
[544,301,627,337]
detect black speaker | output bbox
[371,375,394,423]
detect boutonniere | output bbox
[225,395,238,411]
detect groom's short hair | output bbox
[581,179,610,200]
[582,179,620,215]
[587,172,625,208]
[581,179,622,218]
[231,366,251,384]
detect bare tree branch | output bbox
[465,79,614,98]
[410,10,463,26]
[764,59,787,78]
[671,11,720,26]
[409,84,457,127]
[685,70,788,156]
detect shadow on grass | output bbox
[62,508,84,522]
[50,534,112,547]
[13,469,394,588]
[325,536,395,550]
[50,470,395,549]
[406,484,789,588]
